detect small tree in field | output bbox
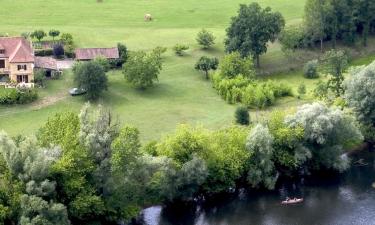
[196,29,215,49]
[235,106,250,125]
[173,44,189,56]
[73,61,108,100]
[298,83,306,98]
[31,30,47,42]
[94,56,110,72]
[195,56,219,79]
[123,51,162,89]
[49,29,60,41]
[321,50,348,97]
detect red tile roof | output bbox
[75,47,119,60]
[0,37,34,63]
[35,57,58,70]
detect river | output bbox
[141,150,375,225]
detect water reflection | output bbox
[143,151,375,225]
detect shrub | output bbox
[196,29,215,49]
[298,83,306,98]
[34,49,54,56]
[235,106,250,125]
[53,43,65,58]
[303,59,319,79]
[33,69,46,87]
[0,88,38,105]
[279,25,305,52]
[173,44,189,56]
[219,52,255,79]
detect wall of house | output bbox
[9,62,34,83]
[0,58,10,73]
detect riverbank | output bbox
[140,148,375,225]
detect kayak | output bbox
[281,198,304,205]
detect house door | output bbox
[16,75,29,83]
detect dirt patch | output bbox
[30,91,68,110]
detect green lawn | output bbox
[0,0,374,141]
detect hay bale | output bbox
[144,14,152,21]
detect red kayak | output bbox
[281,198,304,205]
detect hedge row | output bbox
[212,74,293,108]
[0,88,38,105]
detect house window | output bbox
[0,50,4,54]
[0,60,4,68]
[17,64,27,71]
[0,74,9,82]
[16,75,29,83]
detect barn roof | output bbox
[75,47,119,60]
[35,57,58,70]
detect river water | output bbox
[141,150,375,225]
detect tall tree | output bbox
[321,50,348,97]
[345,62,375,141]
[286,103,363,171]
[356,0,375,46]
[73,61,108,100]
[225,3,285,67]
[246,124,278,189]
[123,51,162,89]
[304,0,329,51]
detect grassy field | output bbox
[0,0,374,141]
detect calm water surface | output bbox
[142,150,375,225]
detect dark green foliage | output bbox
[225,2,285,67]
[196,29,216,49]
[235,106,250,125]
[30,30,46,42]
[33,69,46,87]
[73,61,108,100]
[194,56,219,79]
[303,59,319,78]
[34,48,54,56]
[109,43,128,68]
[53,43,65,58]
[123,51,162,89]
[0,88,38,105]
[48,29,60,41]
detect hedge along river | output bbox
[141,149,375,225]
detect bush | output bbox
[303,59,319,79]
[173,44,189,56]
[196,29,215,49]
[33,69,46,87]
[235,106,250,125]
[213,77,292,108]
[53,43,65,58]
[297,83,306,98]
[34,49,54,56]
[219,52,255,79]
[279,25,305,52]
[0,88,38,105]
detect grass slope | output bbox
[0,0,374,141]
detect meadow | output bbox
[0,0,374,141]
